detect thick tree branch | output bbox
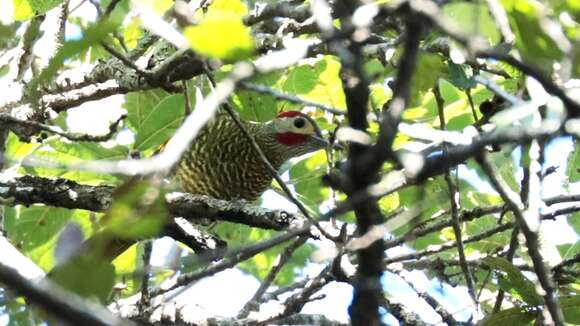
[0,262,134,326]
[0,173,306,231]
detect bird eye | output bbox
[293,117,306,128]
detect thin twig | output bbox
[395,269,458,325]
[238,236,308,318]
[434,85,477,305]
[0,113,126,142]
[148,226,310,297]
[238,82,346,115]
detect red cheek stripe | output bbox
[276,133,307,145]
[277,111,302,118]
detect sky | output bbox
[0,1,578,325]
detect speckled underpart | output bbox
[173,112,324,201]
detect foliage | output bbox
[0,0,579,324]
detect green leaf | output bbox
[4,207,97,271]
[447,62,476,90]
[184,11,254,61]
[443,2,501,44]
[561,295,580,324]
[483,257,544,306]
[123,16,144,50]
[47,140,129,160]
[409,53,446,108]
[234,72,281,122]
[124,89,170,131]
[105,180,167,239]
[282,56,346,110]
[479,306,537,326]
[13,0,35,20]
[20,143,120,185]
[134,94,185,151]
[502,0,563,72]
[49,255,115,303]
[23,0,63,15]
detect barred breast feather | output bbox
[173,113,282,201]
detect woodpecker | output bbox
[67,111,326,263]
[173,110,327,200]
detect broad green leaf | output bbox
[184,11,254,61]
[4,207,97,271]
[5,297,36,326]
[379,193,400,213]
[502,0,563,72]
[112,244,142,296]
[47,140,129,160]
[124,89,170,131]
[275,243,314,286]
[105,180,167,239]
[4,132,41,163]
[123,16,144,50]
[283,65,318,95]
[561,295,580,324]
[369,83,391,110]
[21,144,119,185]
[235,228,313,286]
[282,56,346,110]
[483,256,544,306]
[234,72,282,122]
[447,63,476,90]
[443,2,501,44]
[408,53,446,108]
[22,0,63,15]
[134,94,185,151]
[13,0,35,21]
[479,306,537,326]
[49,255,115,303]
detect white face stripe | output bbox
[273,116,317,135]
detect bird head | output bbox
[267,111,327,158]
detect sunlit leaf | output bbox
[12,0,35,21]
[4,207,97,271]
[409,53,446,108]
[443,2,501,44]
[502,0,563,72]
[233,72,281,122]
[184,11,254,61]
[134,94,185,151]
[282,56,346,110]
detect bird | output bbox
[172,110,327,200]
[62,110,326,263]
